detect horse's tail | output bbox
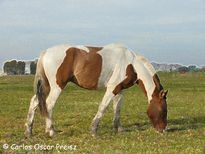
[34,51,50,117]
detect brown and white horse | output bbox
[25,44,168,137]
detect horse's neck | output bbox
[133,60,156,102]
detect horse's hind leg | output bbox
[113,92,125,133]
[45,86,62,137]
[25,95,39,136]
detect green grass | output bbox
[0,72,205,153]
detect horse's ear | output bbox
[164,90,168,97]
[159,90,164,99]
[159,90,168,99]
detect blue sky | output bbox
[0,0,205,70]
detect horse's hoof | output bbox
[114,126,127,134]
[118,126,126,133]
[24,131,32,137]
[49,130,58,137]
[24,124,32,136]
[91,131,98,137]
[45,129,50,133]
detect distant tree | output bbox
[17,61,25,75]
[3,60,25,75]
[4,60,17,75]
[30,61,37,75]
[177,66,189,73]
[188,65,198,72]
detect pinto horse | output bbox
[25,44,168,137]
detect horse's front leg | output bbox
[113,92,125,133]
[90,88,114,137]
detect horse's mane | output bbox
[135,53,156,75]
[135,53,165,91]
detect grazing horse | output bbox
[25,44,168,137]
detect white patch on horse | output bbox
[43,44,70,88]
[97,43,156,102]
[135,53,156,75]
[75,45,89,53]
[97,44,134,90]
[134,53,156,102]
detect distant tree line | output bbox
[175,65,205,73]
[3,60,205,75]
[3,60,37,75]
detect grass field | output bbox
[0,72,205,153]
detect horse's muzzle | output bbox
[155,125,167,133]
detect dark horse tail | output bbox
[35,51,50,117]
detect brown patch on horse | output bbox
[56,48,76,89]
[136,79,147,97]
[135,74,162,98]
[152,74,164,97]
[56,47,103,90]
[112,64,137,95]
[147,100,167,132]
[147,73,168,132]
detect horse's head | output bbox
[147,90,168,133]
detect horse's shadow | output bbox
[166,116,205,132]
[127,116,205,132]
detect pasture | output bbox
[0,72,205,153]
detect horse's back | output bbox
[40,43,136,90]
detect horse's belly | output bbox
[73,65,112,90]
[73,60,103,90]
[73,72,103,90]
